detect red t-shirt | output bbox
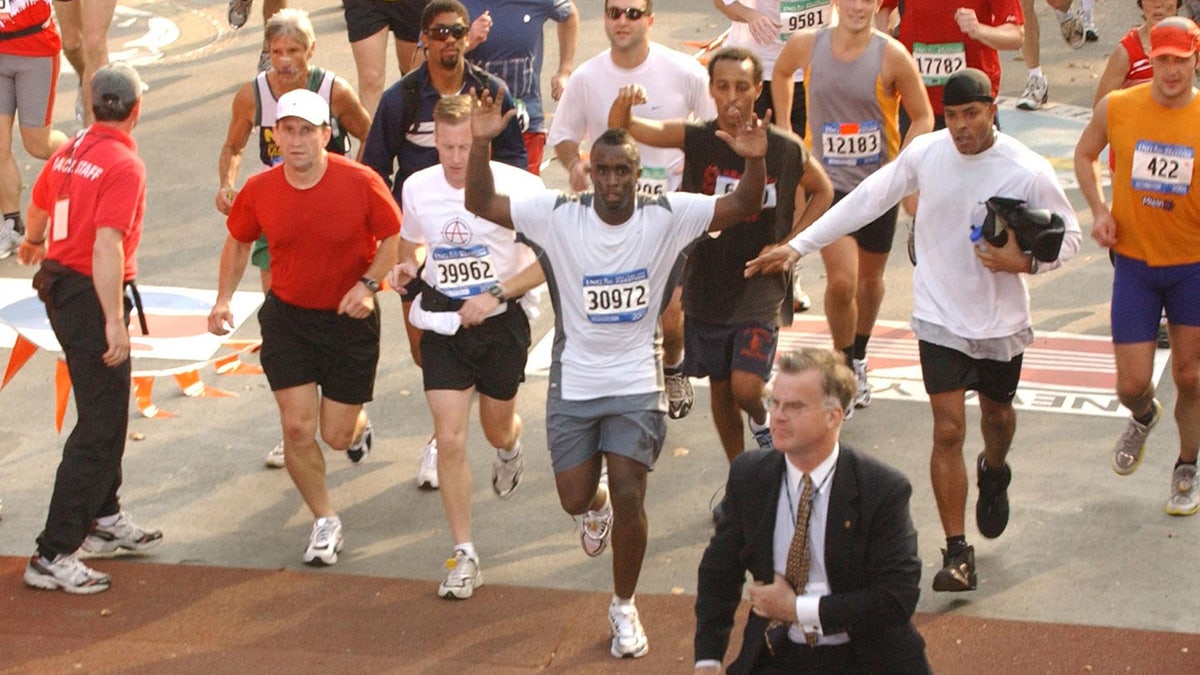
[32,126,146,280]
[0,0,62,57]
[227,154,402,310]
[884,0,1023,115]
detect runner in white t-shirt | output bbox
[467,87,768,660]
[388,95,547,601]
[548,0,716,420]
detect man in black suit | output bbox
[694,348,930,673]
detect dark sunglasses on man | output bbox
[605,6,649,20]
[426,23,469,40]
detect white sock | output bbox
[612,594,634,608]
[497,436,522,461]
[1029,66,1043,79]
[454,542,478,562]
[95,513,120,527]
[748,413,770,433]
[664,356,683,370]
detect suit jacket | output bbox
[694,446,931,674]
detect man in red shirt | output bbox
[209,89,401,567]
[18,63,161,594]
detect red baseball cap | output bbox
[1149,17,1200,58]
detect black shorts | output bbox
[758,79,805,139]
[343,0,428,44]
[834,190,899,254]
[682,317,778,382]
[420,302,531,400]
[918,340,1022,403]
[258,293,382,404]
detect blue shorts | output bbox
[1111,253,1200,344]
[682,317,777,382]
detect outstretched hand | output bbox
[715,109,770,160]
[745,243,800,278]
[469,86,516,141]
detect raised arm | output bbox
[464,88,517,229]
[955,9,1024,51]
[709,111,770,232]
[607,84,686,149]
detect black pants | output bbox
[761,641,861,674]
[35,270,130,559]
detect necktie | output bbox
[778,474,818,647]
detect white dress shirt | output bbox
[775,445,850,646]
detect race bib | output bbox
[637,167,669,196]
[1131,140,1194,196]
[431,244,498,298]
[780,0,831,40]
[582,269,650,324]
[821,121,882,167]
[715,174,778,208]
[913,42,966,86]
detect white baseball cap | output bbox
[275,89,330,126]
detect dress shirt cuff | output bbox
[794,594,823,633]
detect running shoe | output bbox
[1016,72,1049,111]
[793,270,812,312]
[0,215,22,259]
[347,420,373,464]
[1165,463,1200,516]
[228,0,252,29]
[82,511,163,554]
[492,439,524,498]
[437,549,482,599]
[975,452,1012,539]
[580,487,613,557]
[931,545,976,592]
[1112,399,1162,476]
[852,358,871,409]
[609,601,650,659]
[264,441,285,469]
[303,516,343,566]
[24,553,111,594]
[417,436,439,490]
[751,421,774,450]
[1083,8,1099,41]
[1059,7,1086,49]
[665,367,694,419]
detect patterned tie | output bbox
[767,474,818,650]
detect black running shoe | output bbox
[932,545,976,592]
[976,452,1012,539]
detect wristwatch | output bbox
[360,277,381,293]
[487,284,505,301]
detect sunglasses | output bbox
[605,6,649,20]
[426,24,469,41]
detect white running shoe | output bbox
[437,549,482,599]
[82,511,163,554]
[264,441,285,469]
[1166,464,1200,516]
[416,436,439,490]
[580,488,613,558]
[1058,7,1086,49]
[852,358,871,409]
[303,517,343,566]
[792,268,812,312]
[0,215,22,259]
[664,369,694,419]
[1016,72,1049,111]
[609,601,650,659]
[1112,399,1162,476]
[492,440,524,498]
[24,553,111,594]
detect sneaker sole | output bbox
[303,542,343,566]
[931,577,976,592]
[1165,500,1200,517]
[610,643,649,659]
[417,478,439,491]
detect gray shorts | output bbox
[546,391,666,473]
[0,54,57,126]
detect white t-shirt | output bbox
[547,42,716,195]
[788,129,1082,341]
[402,161,544,318]
[722,0,817,82]
[511,191,716,401]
